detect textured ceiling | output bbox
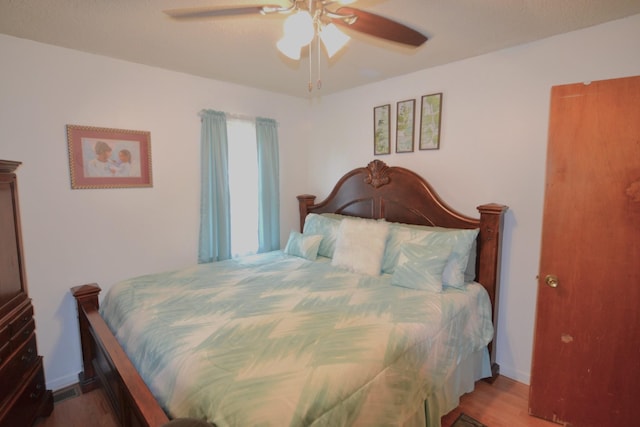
[1,0,639,98]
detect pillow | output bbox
[382,223,432,273]
[283,231,323,260]
[302,213,342,258]
[464,240,478,282]
[383,222,467,273]
[331,217,390,276]
[441,228,479,288]
[390,241,454,292]
[382,222,479,286]
[319,212,353,221]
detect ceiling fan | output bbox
[163,0,428,92]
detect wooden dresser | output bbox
[0,160,53,426]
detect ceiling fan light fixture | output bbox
[277,37,302,60]
[319,23,349,58]
[283,10,315,46]
[163,1,428,93]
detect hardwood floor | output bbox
[34,386,118,427]
[34,376,557,427]
[440,376,558,427]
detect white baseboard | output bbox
[498,364,531,385]
[46,371,81,392]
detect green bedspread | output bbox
[101,251,493,427]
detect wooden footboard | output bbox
[71,284,169,427]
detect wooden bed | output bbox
[71,160,507,427]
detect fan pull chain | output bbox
[317,35,322,90]
[308,40,313,92]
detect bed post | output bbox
[71,283,102,392]
[71,283,171,426]
[297,194,316,231]
[476,203,508,381]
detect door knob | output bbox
[545,274,559,288]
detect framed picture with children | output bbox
[66,124,153,189]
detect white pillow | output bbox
[331,218,390,276]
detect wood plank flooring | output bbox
[34,386,118,427]
[440,376,558,427]
[35,375,558,427]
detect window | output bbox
[227,117,258,257]
[199,110,279,264]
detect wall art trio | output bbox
[374,92,442,155]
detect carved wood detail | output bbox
[364,159,391,188]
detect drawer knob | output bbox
[21,349,35,362]
[30,384,44,400]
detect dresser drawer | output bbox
[10,319,34,352]
[0,342,9,367]
[0,358,47,427]
[0,335,38,406]
[8,304,33,337]
[0,325,8,349]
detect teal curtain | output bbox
[198,110,232,263]
[255,117,280,253]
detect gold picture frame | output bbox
[67,124,153,189]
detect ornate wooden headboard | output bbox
[297,160,507,378]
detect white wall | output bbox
[0,34,311,390]
[308,14,640,383]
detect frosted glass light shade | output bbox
[283,10,314,46]
[320,23,349,58]
[277,37,301,60]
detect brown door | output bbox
[529,75,640,426]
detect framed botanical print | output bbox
[373,104,391,155]
[419,93,443,150]
[396,99,415,153]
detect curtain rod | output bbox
[226,112,256,121]
[198,109,278,125]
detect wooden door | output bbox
[529,76,640,426]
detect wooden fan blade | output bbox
[332,7,427,47]
[164,5,282,20]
